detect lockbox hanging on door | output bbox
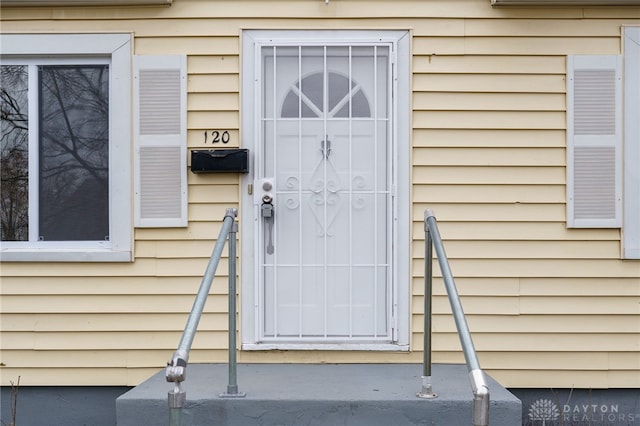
[190,149,249,173]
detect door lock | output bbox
[262,193,273,205]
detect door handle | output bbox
[261,194,274,254]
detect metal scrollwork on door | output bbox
[309,135,342,236]
[284,177,300,210]
[351,175,367,210]
[279,70,373,238]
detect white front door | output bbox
[242,31,410,349]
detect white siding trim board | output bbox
[623,27,640,259]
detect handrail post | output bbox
[167,382,185,426]
[220,217,246,398]
[471,369,490,426]
[420,209,490,426]
[166,208,239,424]
[417,210,437,399]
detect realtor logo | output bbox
[529,399,560,425]
[523,391,639,425]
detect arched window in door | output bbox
[281,71,371,118]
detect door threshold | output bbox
[242,343,409,351]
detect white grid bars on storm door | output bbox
[257,42,394,343]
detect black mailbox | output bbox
[190,149,249,173]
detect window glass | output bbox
[0,65,29,241]
[38,65,109,241]
[281,71,371,118]
[1,64,110,243]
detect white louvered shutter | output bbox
[134,55,187,227]
[567,55,622,228]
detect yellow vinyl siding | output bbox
[413,259,639,278]
[496,370,640,389]
[414,73,566,93]
[189,93,239,112]
[412,204,565,222]
[1,295,228,313]
[413,221,620,241]
[0,349,234,369]
[189,111,238,130]
[413,240,623,258]
[419,333,637,353]
[414,92,566,112]
[414,184,565,203]
[1,0,639,389]
[414,164,566,184]
[414,147,565,165]
[413,314,640,333]
[188,74,239,94]
[414,128,565,147]
[2,313,229,331]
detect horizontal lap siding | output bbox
[0,0,639,388]
[0,11,243,386]
[410,7,639,388]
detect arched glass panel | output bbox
[281,71,371,118]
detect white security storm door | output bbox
[256,43,394,343]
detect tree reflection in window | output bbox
[39,65,109,241]
[0,64,109,242]
[281,72,371,118]
[0,65,29,241]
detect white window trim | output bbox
[0,33,132,262]
[240,30,411,351]
[623,27,640,259]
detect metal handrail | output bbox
[418,209,490,426]
[165,208,243,426]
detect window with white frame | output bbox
[0,34,132,261]
[566,27,640,259]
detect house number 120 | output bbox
[204,130,230,144]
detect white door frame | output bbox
[241,30,410,351]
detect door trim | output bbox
[240,30,410,351]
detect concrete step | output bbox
[116,363,521,426]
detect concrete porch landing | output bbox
[116,363,521,425]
